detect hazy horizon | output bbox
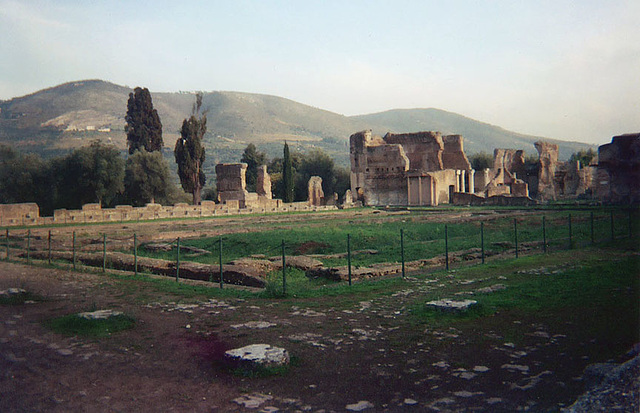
[1,0,638,146]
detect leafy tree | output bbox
[125,87,163,154]
[240,143,267,192]
[293,149,350,202]
[124,150,176,206]
[468,152,493,170]
[569,148,597,168]
[0,146,54,214]
[54,141,125,208]
[282,142,294,203]
[174,93,207,205]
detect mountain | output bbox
[0,80,594,165]
[353,108,593,160]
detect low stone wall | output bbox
[0,203,40,227]
[452,192,536,206]
[0,201,338,227]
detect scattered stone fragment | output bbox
[225,344,289,368]
[290,309,326,317]
[57,349,73,356]
[475,284,506,294]
[346,400,374,411]
[501,364,530,373]
[426,299,477,312]
[432,361,449,369]
[473,366,490,373]
[77,310,123,320]
[0,288,27,297]
[403,398,418,405]
[233,393,273,409]
[231,321,276,329]
[510,370,553,390]
[453,391,484,398]
[486,397,503,404]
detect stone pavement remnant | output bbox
[426,299,478,312]
[224,344,290,368]
[77,309,123,320]
[346,400,374,411]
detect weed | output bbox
[45,313,136,337]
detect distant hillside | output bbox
[0,80,595,165]
[353,108,593,160]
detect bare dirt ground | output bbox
[1,210,638,412]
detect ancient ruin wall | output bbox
[215,163,250,205]
[442,135,472,171]
[383,132,444,172]
[308,176,324,206]
[362,144,409,206]
[256,165,272,199]
[535,141,559,201]
[596,133,640,203]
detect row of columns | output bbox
[456,169,475,194]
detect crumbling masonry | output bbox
[350,131,475,206]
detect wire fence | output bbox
[2,208,638,294]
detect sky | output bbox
[1,0,638,145]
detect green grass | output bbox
[409,252,640,329]
[133,208,636,270]
[45,313,136,337]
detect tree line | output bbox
[0,87,350,215]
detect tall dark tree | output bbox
[240,143,267,192]
[282,142,294,203]
[125,87,163,154]
[174,93,207,205]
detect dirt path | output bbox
[2,248,635,412]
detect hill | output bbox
[0,80,594,165]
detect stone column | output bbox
[456,170,461,192]
[469,169,475,194]
[460,170,466,193]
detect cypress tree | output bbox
[174,93,206,205]
[125,87,163,154]
[283,141,294,203]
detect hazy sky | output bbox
[1,0,638,145]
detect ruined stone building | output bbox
[215,163,280,209]
[349,130,474,206]
[594,133,640,203]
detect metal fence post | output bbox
[281,240,286,295]
[102,233,107,272]
[72,231,76,270]
[48,230,52,265]
[400,229,405,278]
[611,210,615,241]
[26,229,31,264]
[514,218,518,258]
[543,216,547,253]
[134,233,138,276]
[219,237,224,289]
[445,225,449,271]
[568,213,573,249]
[176,237,180,282]
[481,222,485,264]
[347,234,352,286]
